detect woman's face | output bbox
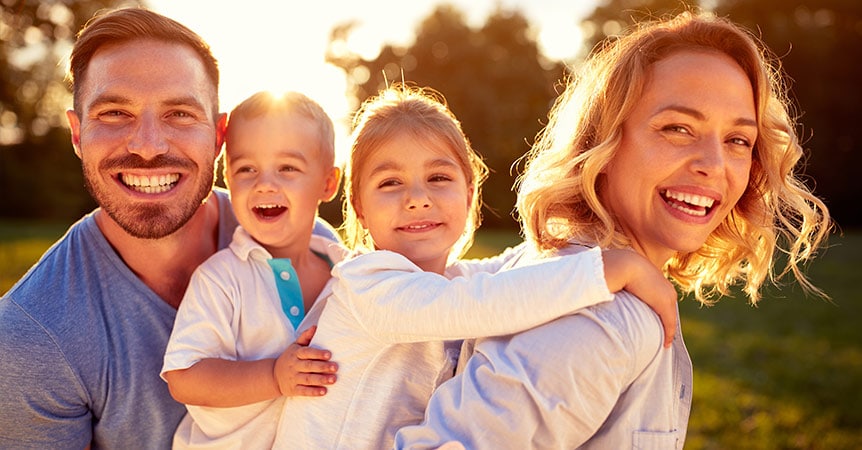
[602,50,756,267]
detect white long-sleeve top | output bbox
[273,246,614,449]
[395,244,693,449]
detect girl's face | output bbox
[354,132,473,274]
[601,50,756,267]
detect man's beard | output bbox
[82,153,215,239]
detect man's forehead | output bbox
[80,39,218,111]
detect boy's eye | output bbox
[280,165,299,173]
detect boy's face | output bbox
[225,113,338,257]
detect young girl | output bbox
[273,85,679,449]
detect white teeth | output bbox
[663,190,715,208]
[256,204,282,209]
[121,173,179,193]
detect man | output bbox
[0,8,337,449]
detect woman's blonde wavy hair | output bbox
[516,12,831,305]
[341,84,488,264]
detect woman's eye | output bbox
[663,124,690,135]
[728,137,753,148]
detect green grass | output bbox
[3,222,860,448]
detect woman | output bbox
[395,11,830,449]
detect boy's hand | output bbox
[273,326,339,397]
[602,249,678,348]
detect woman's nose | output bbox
[690,135,726,177]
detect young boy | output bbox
[161,91,345,448]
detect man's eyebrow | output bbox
[163,96,208,112]
[85,95,208,112]
[86,94,131,110]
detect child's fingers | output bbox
[295,358,339,375]
[295,345,333,362]
[295,326,317,346]
[660,308,678,348]
[292,384,330,397]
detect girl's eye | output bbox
[429,174,453,182]
[235,166,255,174]
[378,179,400,188]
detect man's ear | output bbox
[66,110,82,159]
[322,167,342,202]
[215,112,227,155]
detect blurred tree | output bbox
[713,0,862,227]
[580,0,700,53]
[0,0,133,221]
[325,4,565,229]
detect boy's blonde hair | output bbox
[343,84,488,262]
[516,12,831,305]
[225,90,336,169]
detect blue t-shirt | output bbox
[0,189,337,449]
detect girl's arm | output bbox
[452,242,527,278]
[334,247,675,345]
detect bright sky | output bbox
[149,0,596,157]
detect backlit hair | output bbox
[516,11,831,304]
[225,91,336,169]
[68,7,219,118]
[343,84,488,262]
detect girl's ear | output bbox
[466,183,475,210]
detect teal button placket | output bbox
[267,258,305,330]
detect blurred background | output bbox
[1,0,860,448]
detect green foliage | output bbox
[0,0,135,221]
[326,5,565,229]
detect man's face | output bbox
[66,39,224,239]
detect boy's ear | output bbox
[66,110,82,159]
[322,166,342,202]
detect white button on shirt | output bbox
[280,271,291,281]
